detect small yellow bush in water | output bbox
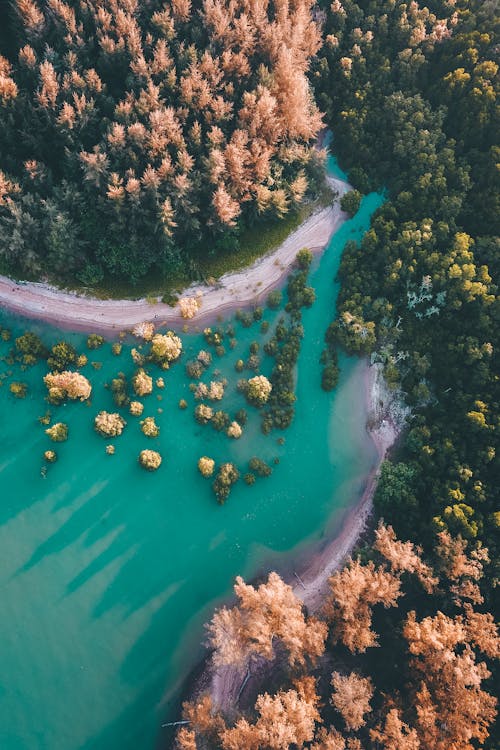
[44,371,92,403]
[76,354,88,368]
[227,421,242,439]
[139,449,162,471]
[94,411,126,437]
[10,381,27,398]
[132,369,153,396]
[246,375,272,406]
[44,450,57,463]
[195,381,225,401]
[156,377,165,389]
[198,456,215,477]
[129,401,144,416]
[150,332,182,367]
[45,422,68,442]
[106,445,115,455]
[112,342,122,356]
[133,321,155,341]
[179,399,188,410]
[195,404,213,424]
[141,416,160,437]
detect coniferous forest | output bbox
[0,0,498,748]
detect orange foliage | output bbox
[207,572,327,668]
[374,522,438,592]
[325,559,401,652]
[331,671,373,730]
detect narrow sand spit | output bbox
[0,178,348,335]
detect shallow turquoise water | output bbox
[0,157,383,750]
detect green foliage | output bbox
[47,341,78,371]
[315,0,499,591]
[340,189,362,216]
[86,334,104,350]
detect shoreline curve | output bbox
[0,177,348,337]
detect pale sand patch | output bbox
[0,178,348,335]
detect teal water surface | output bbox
[0,157,384,750]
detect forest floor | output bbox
[0,178,347,336]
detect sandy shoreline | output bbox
[0,178,348,337]
[185,360,409,719]
[291,360,407,612]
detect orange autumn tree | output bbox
[324,558,402,652]
[206,572,327,668]
[331,671,373,731]
[0,0,325,281]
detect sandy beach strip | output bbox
[0,178,348,336]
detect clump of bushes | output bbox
[212,411,230,431]
[213,462,239,503]
[249,457,273,477]
[340,189,362,217]
[139,449,162,471]
[87,334,104,349]
[111,373,129,407]
[132,368,153,396]
[195,404,213,424]
[150,332,182,368]
[227,421,242,439]
[15,332,47,366]
[245,375,272,407]
[44,370,92,403]
[94,411,126,437]
[198,456,215,477]
[267,290,283,309]
[47,341,78,371]
[129,401,144,416]
[45,422,68,442]
[10,381,27,398]
[141,417,160,438]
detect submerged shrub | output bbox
[186,360,204,379]
[87,334,104,350]
[195,404,213,424]
[213,462,239,503]
[139,449,162,471]
[212,410,230,431]
[150,332,182,367]
[94,411,126,437]
[246,375,272,406]
[112,343,122,356]
[45,422,68,442]
[267,290,283,309]
[132,369,153,396]
[44,450,57,463]
[15,332,47,364]
[141,416,160,438]
[178,399,188,410]
[10,381,27,398]
[198,457,215,478]
[227,421,242,439]
[111,373,129,407]
[44,371,91,403]
[106,445,115,455]
[249,457,273,477]
[47,341,78,371]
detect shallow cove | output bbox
[0,156,384,750]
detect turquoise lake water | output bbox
[0,156,384,750]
